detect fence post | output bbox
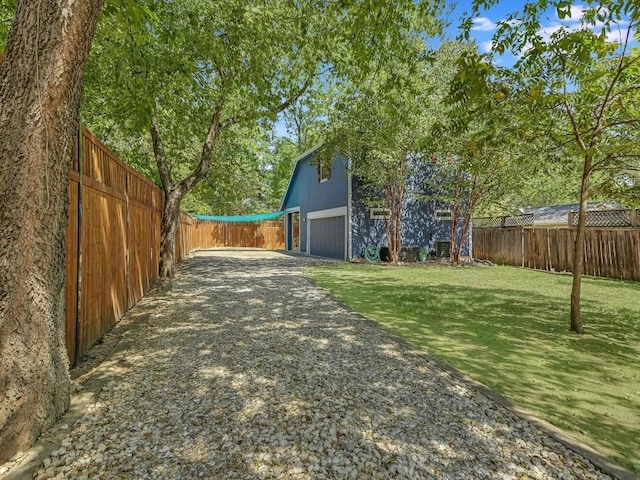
[521,227,525,268]
[74,126,84,368]
[546,229,552,271]
[124,164,130,312]
[631,209,638,227]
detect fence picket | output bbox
[473,227,640,282]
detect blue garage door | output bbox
[309,216,345,259]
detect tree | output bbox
[426,49,543,264]
[282,94,327,152]
[466,0,640,333]
[0,0,105,462]
[181,126,274,216]
[264,137,303,211]
[84,0,446,278]
[324,60,431,263]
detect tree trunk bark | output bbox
[450,169,462,265]
[570,155,591,334]
[0,0,104,462]
[159,188,184,279]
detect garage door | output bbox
[309,216,345,259]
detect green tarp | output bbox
[193,211,285,222]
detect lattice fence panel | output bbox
[504,214,534,227]
[473,217,503,229]
[473,214,534,228]
[569,209,635,227]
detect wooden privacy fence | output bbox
[193,220,285,250]
[65,127,164,365]
[66,128,285,365]
[473,227,640,281]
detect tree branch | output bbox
[220,78,312,129]
[179,103,224,194]
[150,117,174,194]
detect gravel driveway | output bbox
[29,249,617,479]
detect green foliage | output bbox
[0,0,16,51]
[459,1,640,213]
[424,46,545,257]
[181,128,272,215]
[321,40,453,261]
[466,0,640,330]
[83,0,446,217]
[263,138,302,210]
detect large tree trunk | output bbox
[0,0,104,463]
[570,155,591,334]
[159,188,184,279]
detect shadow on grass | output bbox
[307,263,640,470]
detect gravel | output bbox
[30,249,615,479]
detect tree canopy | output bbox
[82,0,446,277]
[464,0,640,332]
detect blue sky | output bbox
[445,0,636,62]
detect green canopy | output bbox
[194,211,285,222]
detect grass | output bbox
[305,263,640,472]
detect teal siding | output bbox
[282,149,349,254]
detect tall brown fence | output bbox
[473,227,640,281]
[176,212,196,262]
[65,128,164,364]
[65,128,285,365]
[194,220,284,250]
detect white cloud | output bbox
[537,20,635,46]
[606,27,630,44]
[472,17,497,32]
[538,23,567,42]
[480,40,494,53]
[566,5,586,22]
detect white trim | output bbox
[319,161,330,182]
[306,206,348,260]
[307,206,348,220]
[279,143,323,211]
[284,207,300,251]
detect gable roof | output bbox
[521,201,623,225]
[279,143,323,211]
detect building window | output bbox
[317,158,331,183]
[370,208,390,219]
[434,209,452,220]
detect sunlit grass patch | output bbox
[306,263,640,472]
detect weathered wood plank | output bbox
[473,227,640,281]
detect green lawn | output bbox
[305,263,640,472]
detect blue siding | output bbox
[282,149,349,253]
[350,160,472,259]
[281,149,472,260]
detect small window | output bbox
[435,210,452,220]
[370,208,390,219]
[317,159,331,183]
